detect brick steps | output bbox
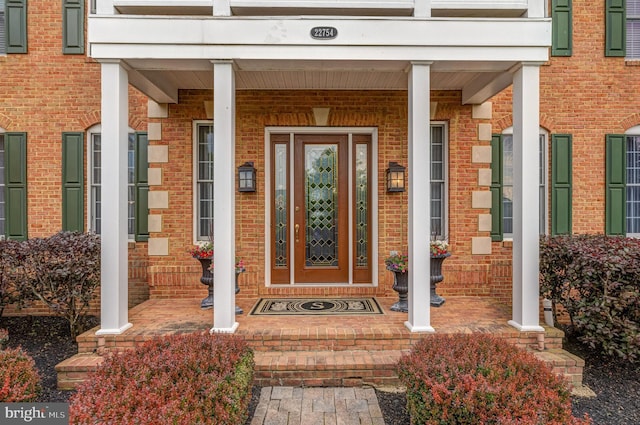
[55,354,104,390]
[56,346,584,391]
[253,350,407,387]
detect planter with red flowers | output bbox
[189,242,245,313]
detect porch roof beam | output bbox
[88,17,550,61]
[126,66,179,104]
[461,71,513,105]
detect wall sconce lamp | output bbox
[386,161,406,192]
[238,162,256,192]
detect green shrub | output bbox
[0,347,41,402]
[398,334,590,425]
[540,235,640,362]
[11,232,101,338]
[70,332,254,425]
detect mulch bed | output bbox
[1,316,638,424]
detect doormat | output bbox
[250,298,384,316]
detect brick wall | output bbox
[491,0,640,236]
[0,2,149,316]
[145,89,510,303]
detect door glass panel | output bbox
[305,144,338,267]
[355,144,368,267]
[274,144,288,267]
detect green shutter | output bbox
[606,134,626,235]
[552,0,572,56]
[134,133,149,242]
[551,134,572,235]
[490,134,503,242]
[606,0,626,57]
[6,0,27,53]
[62,132,84,232]
[62,0,84,54]
[5,132,27,240]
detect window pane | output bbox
[430,125,446,239]
[627,136,640,233]
[197,125,214,240]
[502,133,546,236]
[91,133,135,237]
[627,20,640,60]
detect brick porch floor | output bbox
[57,296,585,390]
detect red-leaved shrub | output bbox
[70,332,254,425]
[540,235,640,362]
[398,334,591,425]
[0,347,41,402]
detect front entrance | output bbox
[268,130,375,285]
[294,134,349,283]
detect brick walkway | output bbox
[250,387,384,425]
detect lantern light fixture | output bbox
[238,161,256,192]
[386,161,406,192]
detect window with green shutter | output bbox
[5,0,27,54]
[62,132,84,232]
[0,0,6,55]
[62,0,84,54]
[551,134,572,235]
[3,132,27,240]
[606,0,626,56]
[552,0,572,56]
[88,128,141,240]
[607,131,640,236]
[491,130,554,241]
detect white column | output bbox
[405,62,434,333]
[414,0,432,17]
[213,0,231,16]
[211,60,238,333]
[96,60,132,335]
[509,63,544,332]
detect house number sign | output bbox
[310,27,338,40]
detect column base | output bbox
[404,321,435,333]
[210,322,240,334]
[95,322,132,336]
[508,320,544,332]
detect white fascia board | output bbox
[91,44,550,63]
[88,16,550,53]
[432,0,527,8]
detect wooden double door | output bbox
[270,133,372,284]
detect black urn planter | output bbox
[196,257,243,314]
[391,271,409,312]
[430,253,450,307]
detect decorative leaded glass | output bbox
[274,144,288,267]
[355,144,368,267]
[305,144,338,267]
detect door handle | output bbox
[295,224,300,243]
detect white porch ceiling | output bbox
[124,59,517,102]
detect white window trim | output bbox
[431,121,449,241]
[501,126,549,239]
[625,125,640,237]
[87,124,136,241]
[264,126,379,287]
[192,120,214,244]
